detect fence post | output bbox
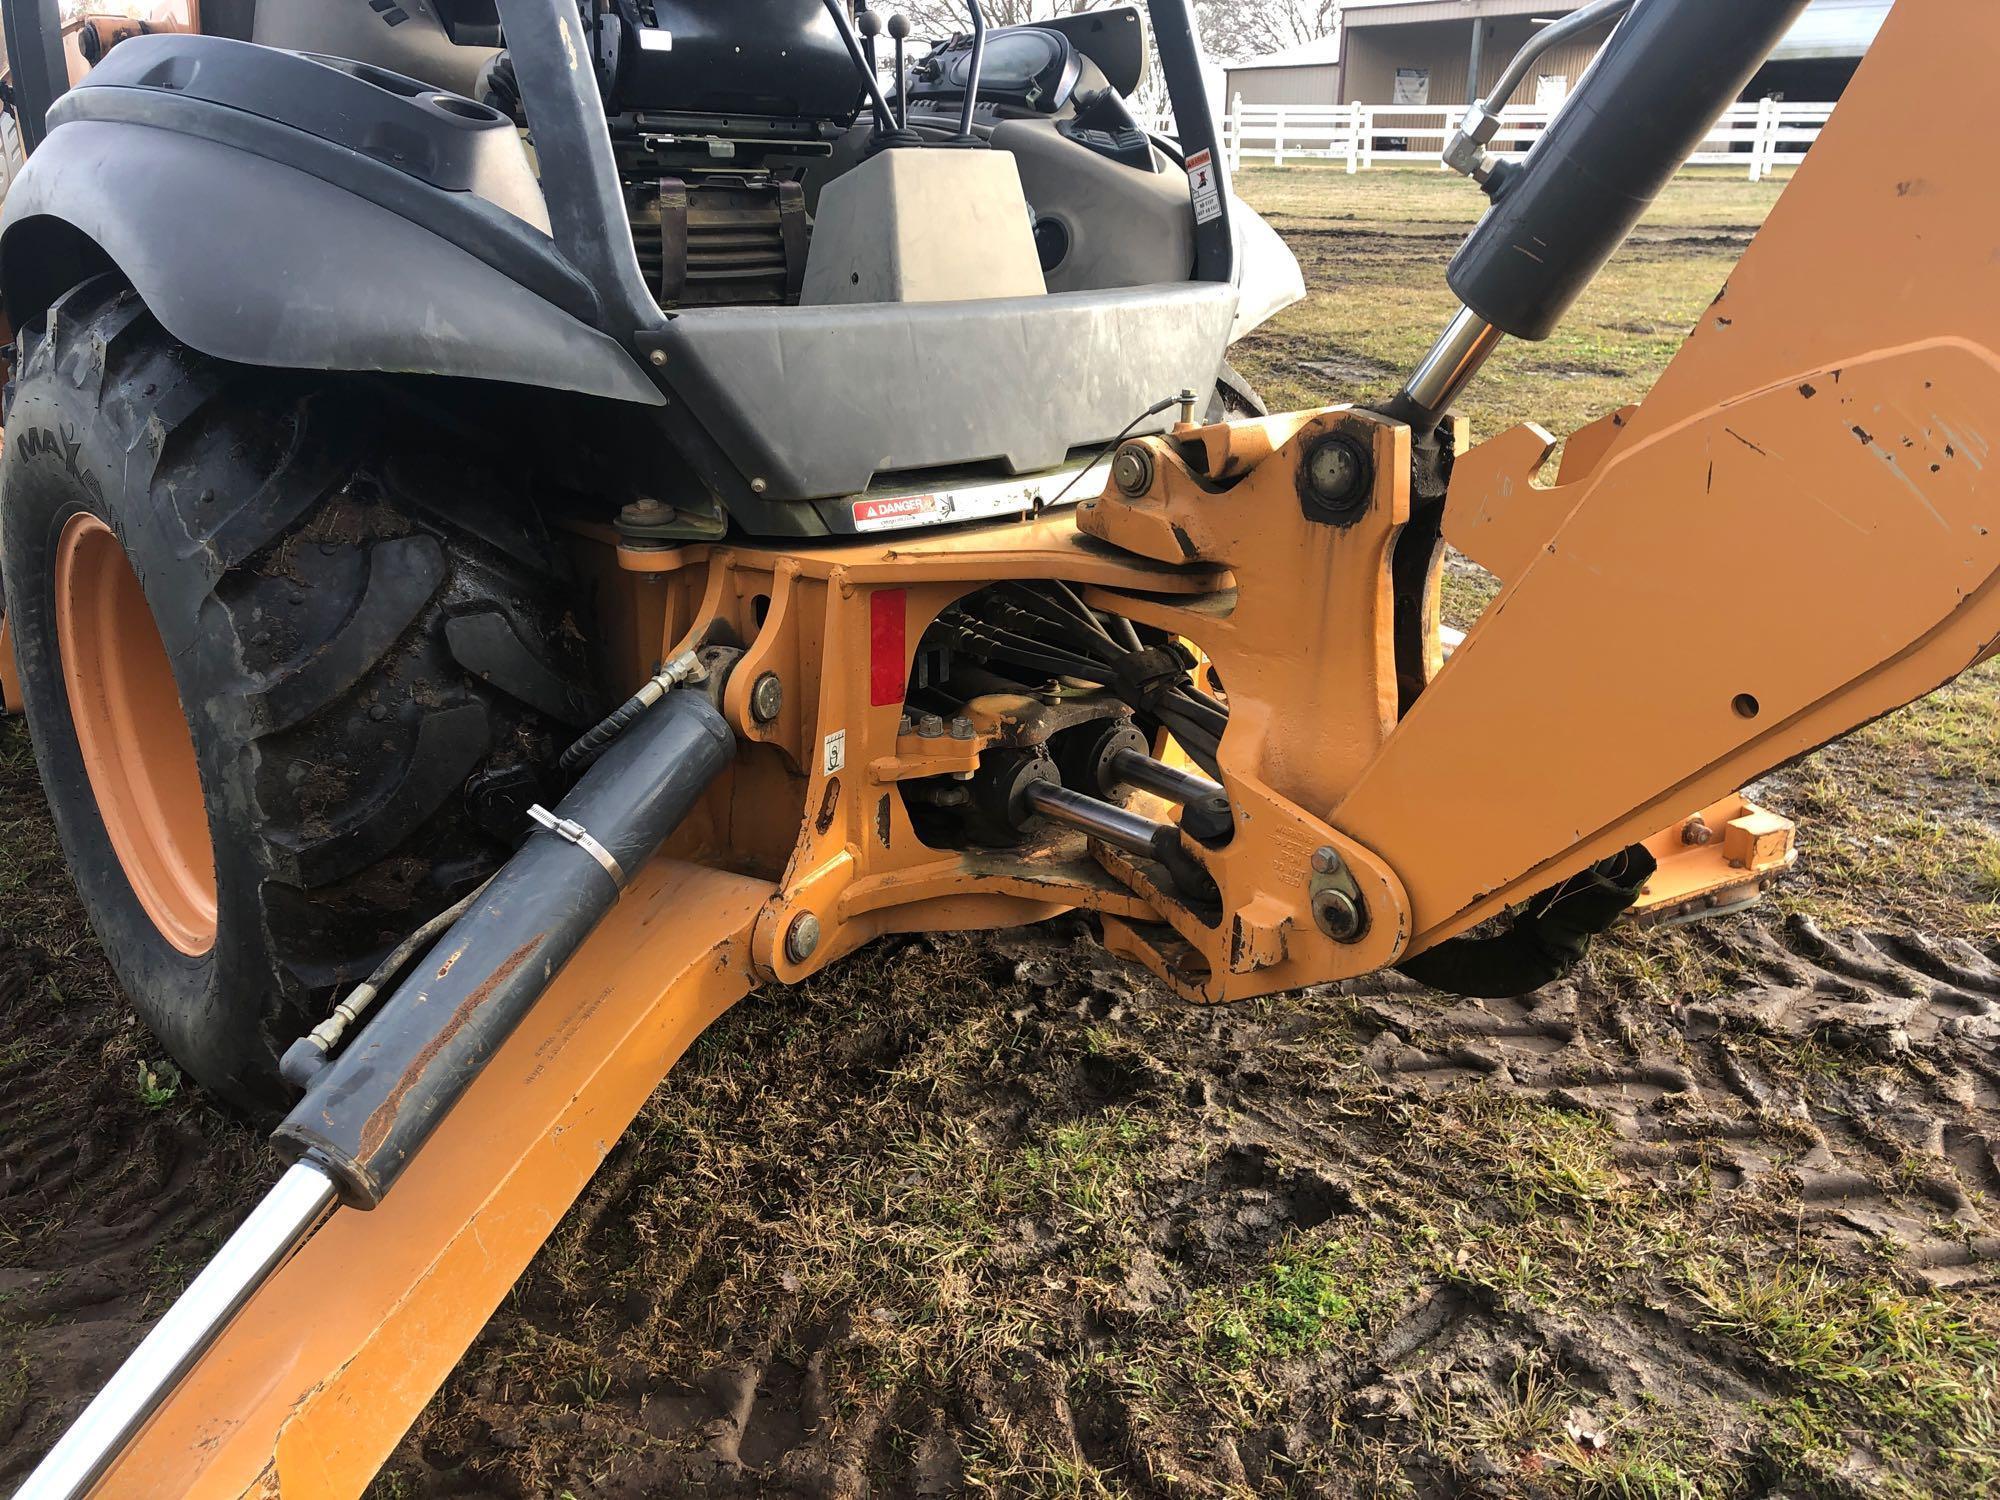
[1346,101,1360,173]
[1227,92,1243,172]
[1750,95,1775,182]
[1272,104,1286,167]
[1362,105,1374,170]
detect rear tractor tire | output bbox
[0,276,599,1109]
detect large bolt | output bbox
[786,911,821,964]
[1111,443,1155,497]
[919,714,946,739]
[1305,438,1366,507]
[949,716,975,740]
[1311,845,1343,875]
[618,496,674,528]
[750,672,785,724]
[1311,888,1363,942]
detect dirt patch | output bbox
[0,720,273,1475]
[4,694,1996,1500]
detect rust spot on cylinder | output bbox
[355,938,543,1165]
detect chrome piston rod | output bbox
[1107,747,1223,806]
[1023,779,1168,857]
[1393,303,1504,434]
[13,1162,339,1500]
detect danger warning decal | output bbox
[1187,147,1223,226]
[847,450,1111,535]
[852,493,950,531]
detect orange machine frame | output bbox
[74,0,2000,1492]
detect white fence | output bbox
[1142,98,1832,182]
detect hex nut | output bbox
[1311,844,1343,876]
[786,911,821,964]
[618,496,673,526]
[919,714,946,739]
[750,672,785,724]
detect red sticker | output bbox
[853,493,941,530]
[870,589,907,707]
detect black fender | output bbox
[0,38,664,407]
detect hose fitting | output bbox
[558,650,706,773]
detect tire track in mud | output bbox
[1360,916,2000,1289]
[4,873,1996,1496]
[0,935,272,1483]
[374,913,2000,1499]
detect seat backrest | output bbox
[620,2,860,121]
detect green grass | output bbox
[1186,1233,1382,1371]
[1232,167,1787,440]
[1761,660,2000,940]
[1689,1257,2000,1494]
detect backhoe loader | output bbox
[1,0,1991,1494]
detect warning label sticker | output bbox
[852,493,948,532]
[1186,148,1223,226]
[821,730,847,776]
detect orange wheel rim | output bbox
[55,513,218,956]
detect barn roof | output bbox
[1222,36,1344,73]
[1328,0,1887,59]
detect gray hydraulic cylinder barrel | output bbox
[274,691,735,1208]
[1446,0,1810,341]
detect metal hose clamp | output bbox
[526,804,626,887]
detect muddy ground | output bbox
[4,173,1999,1498]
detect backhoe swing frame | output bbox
[29,0,2000,1494]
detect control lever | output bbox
[856,5,889,135]
[888,11,912,131]
[956,0,987,142]
[819,0,899,132]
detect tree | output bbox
[1194,0,1340,61]
[876,2,1341,63]
[889,0,1102,40]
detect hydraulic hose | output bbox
[1387,0,1809,440]
[275,688,736,1208]
[1397,845,1657,998]
[560,649,704,772]
[1446,0,1812,342]
[279,880,490,1090]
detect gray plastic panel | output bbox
[0,120,664,405]
[647,282,1239,501]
